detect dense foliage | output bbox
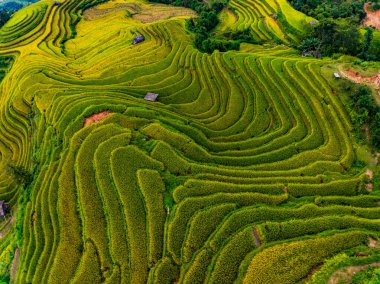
[0,10,13,27]
[300,20,379,59]
[293,0,379,59]
[289,0,368,21]
[345,85,380,149]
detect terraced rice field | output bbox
[216,0,315,44]
[0,0,379,283]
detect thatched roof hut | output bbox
[0,201,9,219]
[333,72,341,79]
[144,92,159,102]
[133,35,145,45]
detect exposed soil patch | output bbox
[376,152,380,165]
[252,226,261,247]
[10,248,20,283]
[328,262,380,284]
[363,3,380,30]
[340,69,380,97]
[366,169,374,180]
[84,111,112,127]
[301,264,323,282]
[368,237,380,248]
[365,169,374,191]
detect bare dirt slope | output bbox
[363,3,380,30]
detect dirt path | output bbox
[363,3,380,30]
[252,226,261,247]
[10,248,20,283]
[84,111,112,127]
[328,262,380,284]
[366,169,374,191]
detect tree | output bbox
[311,18,361,56]
[371,112,380,148]
[299,38,321,57]
[0,10,12,27]
[359,27,374,61]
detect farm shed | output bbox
[133,35,145,45]
[271,13,278,19]
[144,92,159,102]
[333,72,341,79]
[310,20,317,25]
[54,2,62,6]
[0,201,9,220]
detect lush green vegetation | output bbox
[292,0,380,59]
[0,0,378,283]
[0,11,14,28]
[289,0,368,20]
[347,85,380,148]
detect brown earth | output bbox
[84,111,112,127]
[328,262,380,284]
[365,169,374,191]
[363,3,380,30]
[10,248,20,283]
[339,69,380,97]
[368,237,380,248]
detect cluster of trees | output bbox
[0,10,13,27]
[289,0,368,21]
[293,0,379,60]
[299,19,378,60]
[348,86,380,149]
[359,27,377,61]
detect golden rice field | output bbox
[0,0,379,283]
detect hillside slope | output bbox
[0,0,379,283]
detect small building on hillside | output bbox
[144,92,159,102]
[0,201,9,221]
[133,35,145,45]
[310,20,317,25]
[271,13,278,19]
[333,72,341,79]
[54,2,62,6]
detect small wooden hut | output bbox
[133,35,145,45]
[0,201,9,221]
[144,92,159,102]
